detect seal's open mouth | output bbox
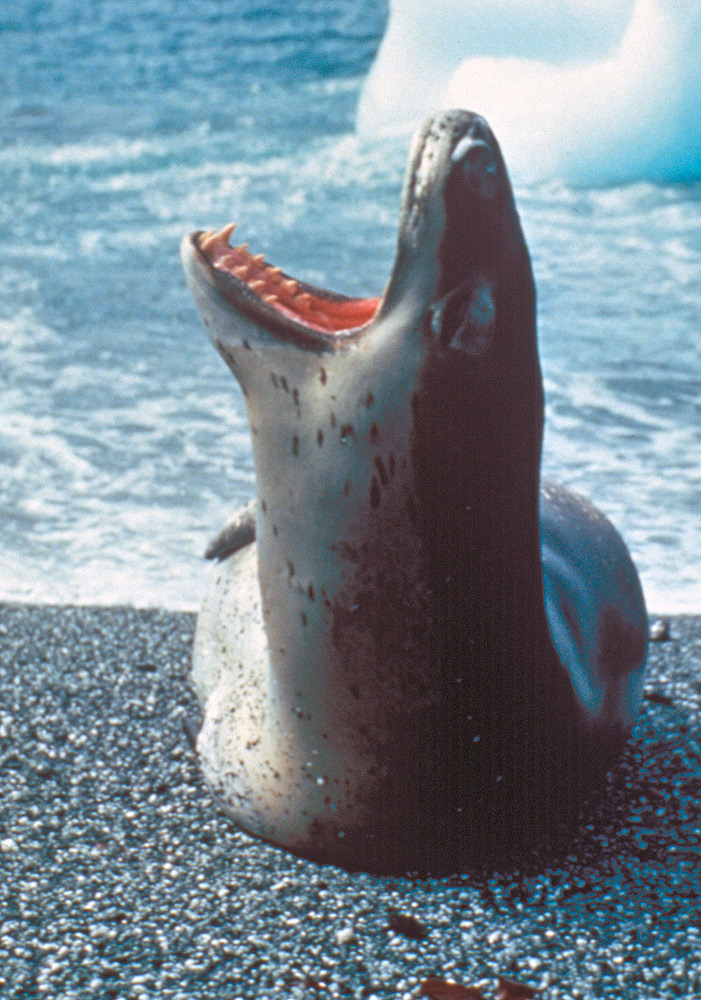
[193,224,381,338]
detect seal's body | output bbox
[181,111,647,873]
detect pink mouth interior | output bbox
[199,225,381,334]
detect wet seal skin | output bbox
[180,110,647,875]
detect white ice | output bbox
[357,0,701,184]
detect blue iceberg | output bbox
[357,0,701,184]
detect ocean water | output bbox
[0,0,699,613]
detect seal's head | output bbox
[181,109,532,373]
[181,111,644,874]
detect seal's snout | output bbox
[451,134,499,198]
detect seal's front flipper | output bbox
[204,500,256,561]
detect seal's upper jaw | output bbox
[374,111,514,321]
[182,229,382,351]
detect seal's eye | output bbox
[428,276,496,355]
[451,136,498,198]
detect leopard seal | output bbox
[180,110,647,874]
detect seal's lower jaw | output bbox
[181,229,382,351]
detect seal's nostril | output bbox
[466,143,496,174]
[451,137,498,195]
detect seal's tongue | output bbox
[197,224,381,334]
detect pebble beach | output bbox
[1,602,700,999]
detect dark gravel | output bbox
[1,603,699,999]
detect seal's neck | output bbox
[410,232,549,658]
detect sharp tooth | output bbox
[268,267,282,279]
[263,294,279,304]
[282,279,299,295]
[295,292,312,309]
[233,243,249,255]
[200,231,219,252]
[252,253,266,264]
[249,280,266,291]
[221,253,239,267]
[233,266,250,279]
[219,222,237,244]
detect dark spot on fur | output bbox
[370,476,381,508]
[280,376,289,393]
[270,373,279,389]
[331,541,360,563]
[370,422,379,444]
[292,435,299,456]
[308,583,315,601]
[365,391,375,408]
[261,499,267,514]
[340,424,354,442]
[243,339,251,349]
[374,455,389,487]
[301,611,308,627]
[343,479,350,497]
[272,524,278,536]
[320,367,327,385]
[317,429,324,447]
[330,411,337,428]
[293,387,300,407]
[287,559,295,577]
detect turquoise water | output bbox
[0,0,699,611]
